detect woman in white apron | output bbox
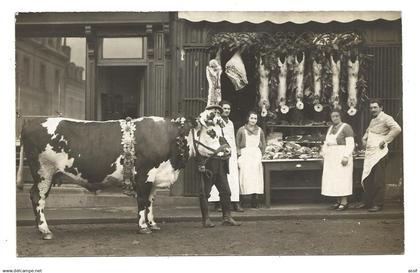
[236,111,266,208]
[321,109,355,211]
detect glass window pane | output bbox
[102,37,144,59]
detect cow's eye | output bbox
[207,129,216,139]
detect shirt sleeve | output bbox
[384,115,402,143]
[342,124,354,138]
[343,137,355,157]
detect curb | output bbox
[17,210,403,226]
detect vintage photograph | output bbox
[12,11,405,258]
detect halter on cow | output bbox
[16,110,230,239]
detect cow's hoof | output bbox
[137,227,152,234]
[149,224,161,231]
[42,233,54,240]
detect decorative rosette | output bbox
[119,117,137,197]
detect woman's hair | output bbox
[330,108,342,118]
[219,100,232,108]
[246,110,259,123]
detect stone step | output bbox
[17,185,198,209]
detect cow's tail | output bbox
[16,142,25,191]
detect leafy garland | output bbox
[120,117,137,197]
[210,31,373,112]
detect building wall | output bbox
[16,38,85,137]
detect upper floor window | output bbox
[102,37,145,59]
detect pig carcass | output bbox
[312,60,323,112]
[258,57,270,117]
[276,56,289,114]
[206,58,222,106]
[225,50,248,91]
[347,57,359,116]
[295,53,305,110]
[330,55,341,109]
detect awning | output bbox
[178,11,401,24]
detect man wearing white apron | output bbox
[209,101,243,212]
[357,99,401,212]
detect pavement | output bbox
[16,185,404,226]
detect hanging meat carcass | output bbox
[312,60,323,112]
[276,56,289,114]
[295,52,305,110]
[225,50,248,91]
[330,55,341,109]
[258,57,270,117]
[347,57,360,116]
[205,53,222,106]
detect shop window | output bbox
[102,37,145,59]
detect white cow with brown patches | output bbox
[17,111,230,239]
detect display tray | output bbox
[262,156,364,163]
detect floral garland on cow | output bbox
[210,31,373,118]
[120,117,137,197]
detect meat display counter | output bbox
[262,157,365,207]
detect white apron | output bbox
[361,131,389,187]
[321,124,353,197]
[238,128,264,195]
[209,120,240,202]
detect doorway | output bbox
[97,66,145,120]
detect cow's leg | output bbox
[146,185,160,230]
[135,174,153,234]
[30,162,56,240]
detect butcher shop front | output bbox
[175,11,403,204]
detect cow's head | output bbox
[180,110,231,159]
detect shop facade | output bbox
[15,12,403,201]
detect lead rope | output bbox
[120,117,137,197]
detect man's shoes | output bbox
[368,205,383,212]
[222,217,241,226]
[202,218,215,228]
[351,202,368,209]
[232,202,244,212]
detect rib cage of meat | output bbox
[225,50,248,91]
